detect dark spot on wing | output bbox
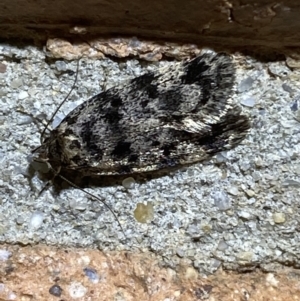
[196,121,229,153]
[182,56,218,106]
[161,143,176,156]
[146,84,159,99]
[110,95,123,107]
[159,88,183,111]
[104,107,122,124]
[128,154,139,162]
[182,54,234,108]
[111,141,131,158]
[132,72,155,88]
[80,117,104,160]
[141,99,149,108]
[182,57,210,85]
[151,140,161,147]
[131,73,159,99]
[118,165,132,174]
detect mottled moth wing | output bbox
[37,53,250,176]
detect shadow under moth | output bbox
[32,52,250,232]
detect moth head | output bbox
[29,155,52,174]
[28,138,54,174]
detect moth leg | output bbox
[37,181,52,197]
[37,166,62,197]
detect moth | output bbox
[31,52,250,232]
[33,53,249,178]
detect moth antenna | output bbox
[58,174,126,238]
[37,181,52,197]
[40,60,81,144]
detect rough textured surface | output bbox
[0,244,300,300]
[1,43,300,277]
[0,1,300,51]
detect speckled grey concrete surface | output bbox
[1,44,300,274]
